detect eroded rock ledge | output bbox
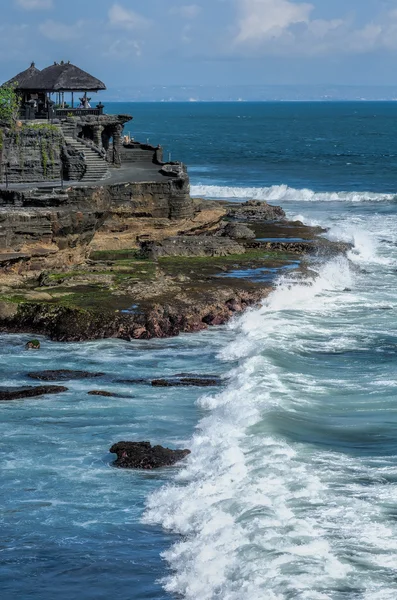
[0,199,350,342]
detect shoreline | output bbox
[0,198,350,342]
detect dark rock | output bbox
[28,369,104,381]
[227,200,286,222]
[0,385,68,401]
[115,379,148,385]
[38,272,65,288]
[25,339,40,350]
[221,222,256,240]
[140,236,245,259]
[110,441,191,469]
[151,377,221,387]
[88,390,116,397]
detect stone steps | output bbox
[64,136,109,183]
[56,122,109,183]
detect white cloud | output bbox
[103,39,143,59]
[15,0,53,9]
[170,4,201,19]
[236,0,313,43]
[108,4,150,31]
[233,0,397,56]
[38,19,85,41]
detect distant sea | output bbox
[2,102,397,600]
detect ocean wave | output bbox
[145,255,397,599]
[190,184,397,203]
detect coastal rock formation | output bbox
[140,235,245,258]
[0,385,68,400]
[28,369,104,381]
[110,441,191,469]
[220,222,256,240]
[0,124,63,184]
[227,200,286,221]
[88,390,116,397]
[151,376,221,387]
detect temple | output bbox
[0,60,193,273]
[4,60,106,120]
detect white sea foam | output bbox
[191,184,396,203]
[144,223,397,599]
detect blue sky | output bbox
[1,0,396,88]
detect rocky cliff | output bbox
[0,124,63,184]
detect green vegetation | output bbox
[90,249,142,261]
[26,123,59,133]
[0,84,20,126]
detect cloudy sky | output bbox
[1,0,396,88]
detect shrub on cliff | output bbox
[0,85,20,126]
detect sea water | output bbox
[2,102,397,599]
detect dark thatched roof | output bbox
[12,62,106,92]
[2,62,41,88]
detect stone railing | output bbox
[56,107,104,118]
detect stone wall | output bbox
[67,168,193,220]
[120,143,163,165]
[0,125,63,184]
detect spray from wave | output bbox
[143,210,397,599]
[191,184,396,203]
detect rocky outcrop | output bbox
[0,283,264,342]
[151,376,221,387]
[0,124,63,184]
[140,235,245,258]
[227,200,286,221]
[0,385,68,400]
[28,369,104,381]
[110,441,191,469]
[220,222,256,240]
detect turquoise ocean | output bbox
[2,102,397,599]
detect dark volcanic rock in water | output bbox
[87,390,116,397]
[28,369,105,381]
[227,200,286,222]
[151,377,221,387]
[0,386,68,401]
[110,441,191,469]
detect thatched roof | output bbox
[22,61,106,92]
[2,62,41,88]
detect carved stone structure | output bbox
[0,62,195,273]
[63,114,132,167]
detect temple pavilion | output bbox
[2,61,106,119]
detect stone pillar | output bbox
[92,125,102,150]
[112,124,123,167]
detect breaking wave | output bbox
[190,184,397,203]
[144,222,397,599]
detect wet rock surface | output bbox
[227,200,286,221]
[151,377,221,387]
[110,441,191,469]
[0,200,350,342]
[140,235,245,259]
[28,369,104,381]
[0,385,68,401]
[87,390,116,397]
[220,222,256,240]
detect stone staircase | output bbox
[58,122,109,184]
